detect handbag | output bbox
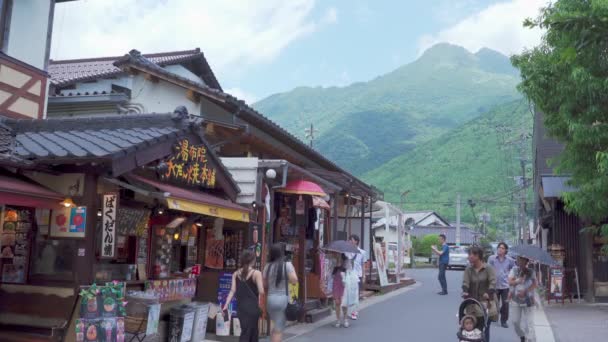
[284,262,303,321]
[484,298,499,322]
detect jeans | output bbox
[496,288,510,323]
[511,302,535,341]
[438,263,447,293]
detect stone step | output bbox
[304,299,321,311]
[304,307,332,323]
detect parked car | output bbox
[448,246,469,270]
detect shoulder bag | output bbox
[284,262,303,321]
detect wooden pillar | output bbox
[76,173,98,285]
[368,197,374,281]
[331,195,338,242]
[360,196,365,245]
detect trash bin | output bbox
[169,305,195,342]
[188,302,210,342]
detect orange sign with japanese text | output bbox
[162,139,217,188]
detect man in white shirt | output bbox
[347,234,368,320]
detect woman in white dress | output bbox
[339,255,360,327]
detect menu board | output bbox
[1,206,32,283]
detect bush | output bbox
[418,234,440,258]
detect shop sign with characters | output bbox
[162,139,217,188]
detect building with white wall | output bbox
[0,0,75,119]
[47,48,222,117]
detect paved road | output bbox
[290,268,520,341]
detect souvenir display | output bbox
[153,226,173,278]
[144,278,196,303]
[1,206,32,283]
[223,230,243,270]
[76,283,127,342]
[75,318,125,342]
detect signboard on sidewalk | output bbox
[550,267,564,298]
[374,242,389,286]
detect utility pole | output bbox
[304,123,319,148]
[456,194,461,247]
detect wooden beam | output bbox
[205,122,215,135]
[144,73,159,83]
[186,89,201,103]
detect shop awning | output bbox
[541,176,576,198]
[129,175,250,222]
[0,174,64,209]
[276,180,327,197]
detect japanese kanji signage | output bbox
[101,193,118,258]
[161,138,217,188]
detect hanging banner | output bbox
[101,193,118,258]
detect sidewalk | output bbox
[543,302,608,341]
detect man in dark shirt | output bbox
[431,234,450,295]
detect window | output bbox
[0,0,12,52]
[29,236,76,281]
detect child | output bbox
[460,315,483,342]
[332,263,346,327]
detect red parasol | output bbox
[277,180,327,197]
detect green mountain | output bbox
[254,43,521,174]
[363,99,533,225]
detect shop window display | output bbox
[1,206,34,283]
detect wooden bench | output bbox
[0,284,78,342]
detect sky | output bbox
[51,0,546,104]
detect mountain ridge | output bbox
[254,43,521,175]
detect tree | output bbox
[512,0,608,251]
[419,234,440,258]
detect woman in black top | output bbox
[223,250,265,342]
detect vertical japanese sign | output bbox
[101,193,118,258]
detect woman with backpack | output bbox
[264,243,298,342]
[222,250,265,342]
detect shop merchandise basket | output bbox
[456,298,488,342]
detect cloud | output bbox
[223,87,258,104]
[51,0,334,75]
[418,0,546,56]
[322,7,338,25]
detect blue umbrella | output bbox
[323,240,360,254]
[510,244,557,266]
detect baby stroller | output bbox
[457,298,488,342]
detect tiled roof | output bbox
[0,122,11,155]
[0,111,196,161]
[48,48,222,90]
[113,50,377,197]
